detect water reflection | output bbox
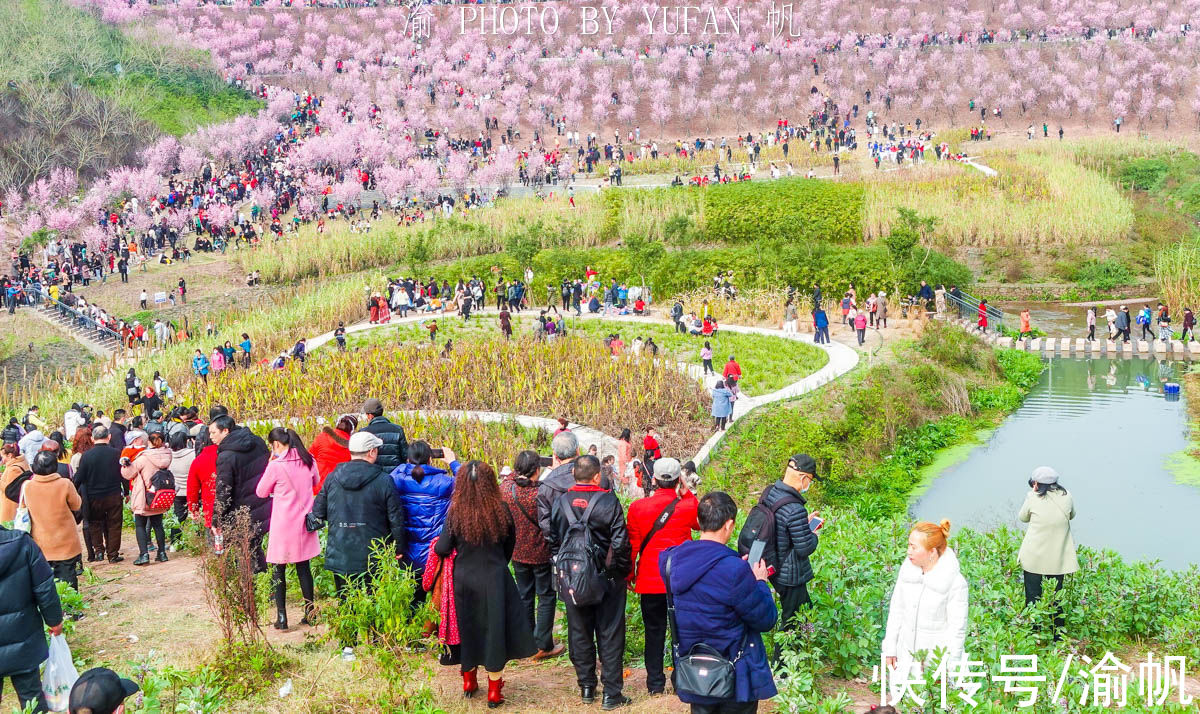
[911,357,1198,570]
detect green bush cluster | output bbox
[703,178,864,244]
[1118,157,1171,191]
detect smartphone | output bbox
[539,456,554,467]
[430,448,445,459]
[809,516,825,531]
[747,539,766,567]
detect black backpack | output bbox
[736,489,802,573]
[553,493,606,607]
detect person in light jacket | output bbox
[257,428,321,631]
[120,432,173,566]
[881,520,968,702]
[711,381,735,431]
[1017,466,1077,637]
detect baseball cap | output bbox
[787,453,820,479]
[360,398,383,415]
[69,667,139,714]
[653,457,681,482]
[348,431,383,453]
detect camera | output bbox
[539,456,554,467]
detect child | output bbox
[700,342,714,375]
[425,319,438,344]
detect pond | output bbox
[910,357,1200,570]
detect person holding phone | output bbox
[626,458,700,696]
[759,454,823,638]
[661,491,777,714]
[389,440,459,603]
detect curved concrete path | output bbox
[300,308,859,468]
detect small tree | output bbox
[623,233,665,297]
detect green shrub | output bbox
[704,178,864,244]
[1073,259,1134,291]
[1119,158,1170,191]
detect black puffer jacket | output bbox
[311,459,406,575]
[1,424,21,444]
[361,416,408,473]
[763,480,819,588]
[0,527,62,676]
[547,485,631,581]
[214,426,271,529]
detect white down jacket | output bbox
[881,547,969,689]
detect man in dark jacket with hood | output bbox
[359,398,407,473]
[762,454,822,635]
[547,455,631,710]
[209,415,271,571]
[0,526,64,712]
[662,491,777,713]
[311,432,406,594]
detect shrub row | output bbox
[703,177,865,244]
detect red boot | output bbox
[487,677,505,708]
[462,668,478,698]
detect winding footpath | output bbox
[296,308,859,468]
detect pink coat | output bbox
[120,446,173,516]
[255,449,321,564]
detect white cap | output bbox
[1032,466,1059,485]
[348,432,383,453]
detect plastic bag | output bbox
[13,481,31,534]
[42,634,79,712]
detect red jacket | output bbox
[723,359,742,380]
[187,444,218,527]
[308,427,351,494]
[627,488,699,594]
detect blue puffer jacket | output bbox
[661,539,778,705]
[390,461,460,570]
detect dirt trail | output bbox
[74,540,880,712]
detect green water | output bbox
[911,357,1197,569]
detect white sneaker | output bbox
[341,647,355,662]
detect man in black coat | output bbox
[359,398,407,473]
[311,432,405,595]
[209,415,271,571]
[761,454,822,636]
[547,455,631,710]
[0,526,64,712]
[72,425,125,563]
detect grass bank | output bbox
[704,321,1044,517]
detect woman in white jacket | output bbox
[881,520,969,699]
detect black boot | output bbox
[156,550,168,562]
[274,605,288,631]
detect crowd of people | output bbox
[0,364,1088,713]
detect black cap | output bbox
[787,454,820,479]
[69,668,139,714]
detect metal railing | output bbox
[943,290,1005,330]
[38,291,123,347]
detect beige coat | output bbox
[1017,489,1078,575]
[120,446,173,516]
[23,473,82,561]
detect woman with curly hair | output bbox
[433,460,536,708]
